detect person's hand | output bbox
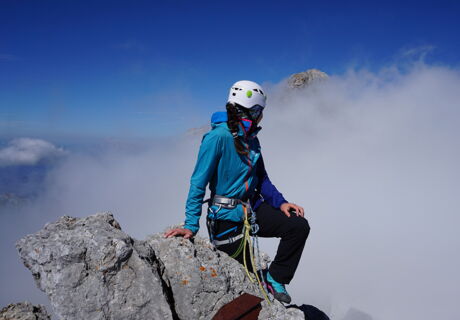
[164,228,194,239]
[280,202,305,218]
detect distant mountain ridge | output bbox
[287,69,329,89]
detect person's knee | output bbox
[294,217,310,238]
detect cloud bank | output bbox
[1,61,459,320]
[261,63,460,319]
[0,138,67,167]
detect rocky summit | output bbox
[15,212,305,319]
[287,69,329,89]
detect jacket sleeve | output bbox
[184,131,222,234]
[256,154,288,209]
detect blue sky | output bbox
[1,0,459,139]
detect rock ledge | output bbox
[16,212,304,319]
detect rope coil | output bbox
[208,199,271,304]
[242,205,271,305]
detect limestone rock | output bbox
[147,234,261,319]
[0,302,50,320]
[288,69,328,89]
[258,300,305,320]
[16,212,305,319]
[16,213,173,320]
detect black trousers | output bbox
[210,202,310,284]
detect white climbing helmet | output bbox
[227,80,267,109]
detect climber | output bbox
[164,80,310,304]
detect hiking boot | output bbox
[266,272,292,304]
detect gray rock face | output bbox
[16,213,173,320]
[0,302,50,320]
[288,69,329,88]
[16,212,304,319]
[147,234,260,320]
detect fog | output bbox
[1,62,459,319]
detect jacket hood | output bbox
[211,111,228,125]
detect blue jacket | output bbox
[184,111,287,234]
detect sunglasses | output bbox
[247,105,264,120]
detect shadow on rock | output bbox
[288,304,330,320]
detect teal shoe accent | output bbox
[266,272,292,303]
[266,272,287,294]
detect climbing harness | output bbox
[205,195,272,305]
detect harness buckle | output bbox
[251,222,259,235]
[212,195,241,209]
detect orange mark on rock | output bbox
[210,267,217,278]
[181,279,189,286]
[199,266,206,272]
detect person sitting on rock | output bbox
[165,80,310,304]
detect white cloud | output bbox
[260,63,460,320]
[399,45,436,61]
[0,138,67,167]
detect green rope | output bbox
[230,234,245,258]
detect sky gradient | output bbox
[1,0,459,139]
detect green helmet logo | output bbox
[246,90,253,98]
